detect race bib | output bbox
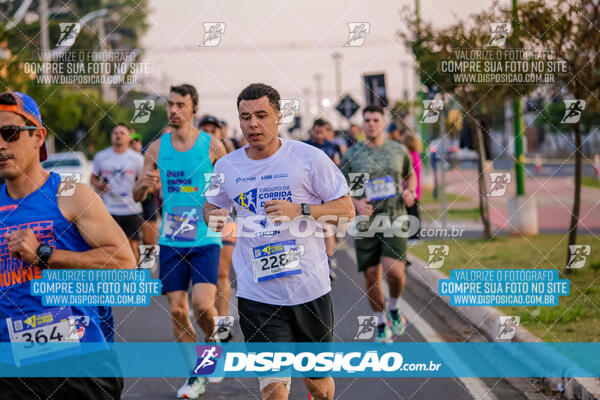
[250,240,303,282]
[106,192,126,207]
[5,307,85,366]
[365,175,396,201]
[163,207,200,242]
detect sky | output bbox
[140,0,497,133]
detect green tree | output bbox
[400,4,541,239]
[0,0,151,157]
[514,0,600,269]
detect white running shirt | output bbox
[207,139,349,306]
[92,147,144,216]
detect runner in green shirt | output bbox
[340,105,417,343]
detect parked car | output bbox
[429,138,478,164]
[41,152,92,185]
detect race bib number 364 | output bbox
[251,240,303,282]
[5,307,84,366]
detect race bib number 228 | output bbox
[250,240,304,282]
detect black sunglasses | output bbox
[0,125,38,142]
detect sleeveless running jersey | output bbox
[158,131,222,248]
[0,173,110,345]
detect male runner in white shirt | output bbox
[204,83,355,400]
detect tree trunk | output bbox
[471,117,492,239]
[566,122,582,271]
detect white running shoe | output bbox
[177,376,207,398]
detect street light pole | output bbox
[332,52,343,128]
[314,73,323,116]
[512,0,525,196]
[507,0,538,236]
[39,0,50,82]
[415,0,428,165]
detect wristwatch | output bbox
[301,203,311,216]
[36,244,53,269]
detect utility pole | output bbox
[314,73,323,117]
[39,0,50,82]
[439,106,447,230]
[399,61,410,100]
[96,17,115,102]
[415,0,428,165]
[303,86,311,131]
[332,52,343,128]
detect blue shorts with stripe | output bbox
[159,244,220,292]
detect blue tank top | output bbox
[0,173,110,345]
[158,131,222,248]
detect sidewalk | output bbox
[406,251,600,400]
[432,169,600,232]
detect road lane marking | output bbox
[337,245,497,400]
[399,297,497,400]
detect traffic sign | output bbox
[363,73,388,107]
[336,95,360,120]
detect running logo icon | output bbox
[210,316,234,340]
[193,345,222,375]
[56,23,80,47]
[344,23,370,47]
[57,173,81,197]
[199,23,225,47]
[354,316,379,339]
[235,189,257,214]
[137,245,159,269]
[131,100,155,124]
[258,216,269,229]
[561,100,586,123]
[278,99,300,124]
[348,173,369,196]
[66,316,90,340]
[496,316,519,340]
[487,173,511,197]
[426,245,449,269]
[566,245,591,269]
[204,172,226,196]
[486,23,512,47]
[171,209,198,240]
[420,100,444,123]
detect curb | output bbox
[405,252,600,400]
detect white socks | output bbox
[375,298,400,325]
[388,296,399,312]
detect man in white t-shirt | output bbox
[203,83,355,400]
[91,123,144,260]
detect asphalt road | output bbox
[113,239,551,399]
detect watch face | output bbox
[39,245,52,257]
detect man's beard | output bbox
[0,168,21,180]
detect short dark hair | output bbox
[362,105,385,116]
[170,84,198,108]
[312,118,330,128]
[114,122,132,132]
[237,83,280,111]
